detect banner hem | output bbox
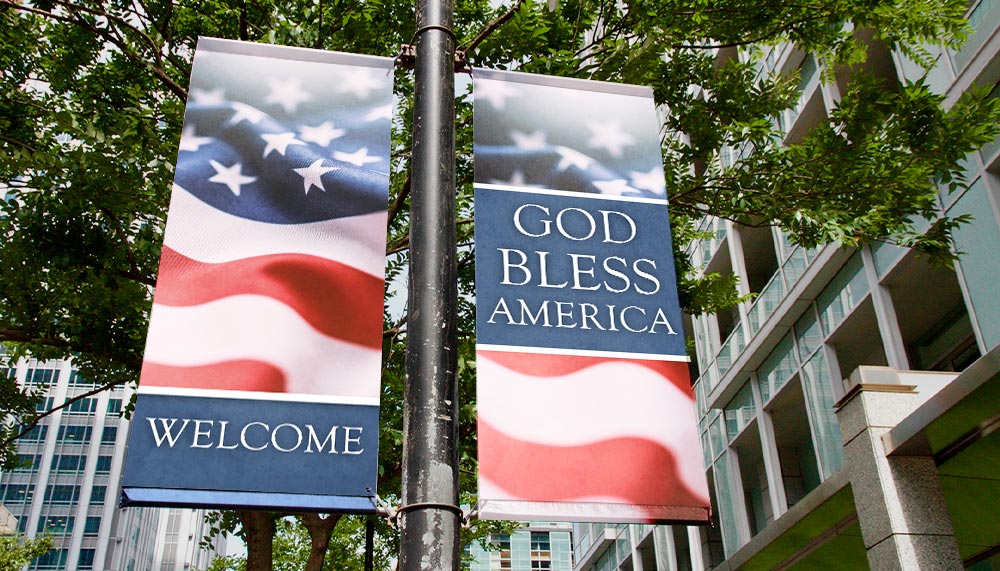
[474,183,668,205]
[471,67,652,98]
[121,487,377,513]
[476,344,690,362]
[197,37,394,69]
[476,499,710,525]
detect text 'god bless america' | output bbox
[485,200,678,337]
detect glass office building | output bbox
[572,4,1000,570]
[0,355,222,571]
[470,522,575,571]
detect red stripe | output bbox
[140,360,287,392]
[478,419,708,509]
[477,350,692,395]
[155,247,384,349]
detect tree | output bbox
[0,534,54,571]
[203,515,395,571]
[2,0,998,568]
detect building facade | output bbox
[0,354,222,571]
[469,522,575,571]
[572,3,1000,571]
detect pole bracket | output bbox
[391,501,464,524]
[397,43,469,72]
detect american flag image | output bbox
[472,71,668,199]
[472,70,711,523]
[140,38,392,401]
[476,351,710,522]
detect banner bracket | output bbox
[398,43,468,72]
[391,501,464,525]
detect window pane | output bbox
[817,253,868,336]
[801,351,845,478]
[757,333,797,402]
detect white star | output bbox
[265,78,313,113]
[190,87,225,105]
[178,125,213,152]
[228,102,267,125]
[586,120,636,158]
[293,159,338,194]
[298,121,345,147]
[490,170,541,188]
[208,161,256,196]
[333,147,382,167]
[476,79,519,109]
[261,132,306,157]
[593,179,639,196]
[511,130,548,150]
[629,167,667,195]
[338,68,383,99]
[554,146,596,171]
[365,104,392,122]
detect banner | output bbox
[122,38,392,511]
[473,69,711,523]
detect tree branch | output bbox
[298,513,342,571]
[386,172,411,230]
[1,0,188,101]
[98,207,155,287]
[462,0,528,54]
[0,376,129,450]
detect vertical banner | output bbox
[122,38,393,511]
[473,69,711,523]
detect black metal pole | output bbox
[364,516,374,571]
[398,0,459,565]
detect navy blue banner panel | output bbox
[472,69,711,524]
[121,38,392,512]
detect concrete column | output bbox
[834,368,962,570]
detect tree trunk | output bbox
[239,510,276,571]
[299,513,342,571]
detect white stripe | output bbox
[136,386,380,406]
[477,354,705,495]
[477,344,689,362]
[478,475,628,505]
[163,185,388,277]
[474,183,669,205]
[143,295,382,399]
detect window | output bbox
[20,424,47,441]
[90,486,107,504]
[45,485,80,504]
[84,517,101,535]
[78,549,95,570]
[816,253,868,337]
[25,368,56,387]
[101,426,118,444]
[530,532,552,570]
[34,397,53,413]
[53,454,84,472]
[492,534,511,569]
[68,371,95,387]
[31,549,67,570]
[13,454,39,471]
[107,398,123,414]
[37,516,75,534]
[66,398,97,414]
[57,425,91,444]
[1,484,35,503]
[96,455,113,473]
